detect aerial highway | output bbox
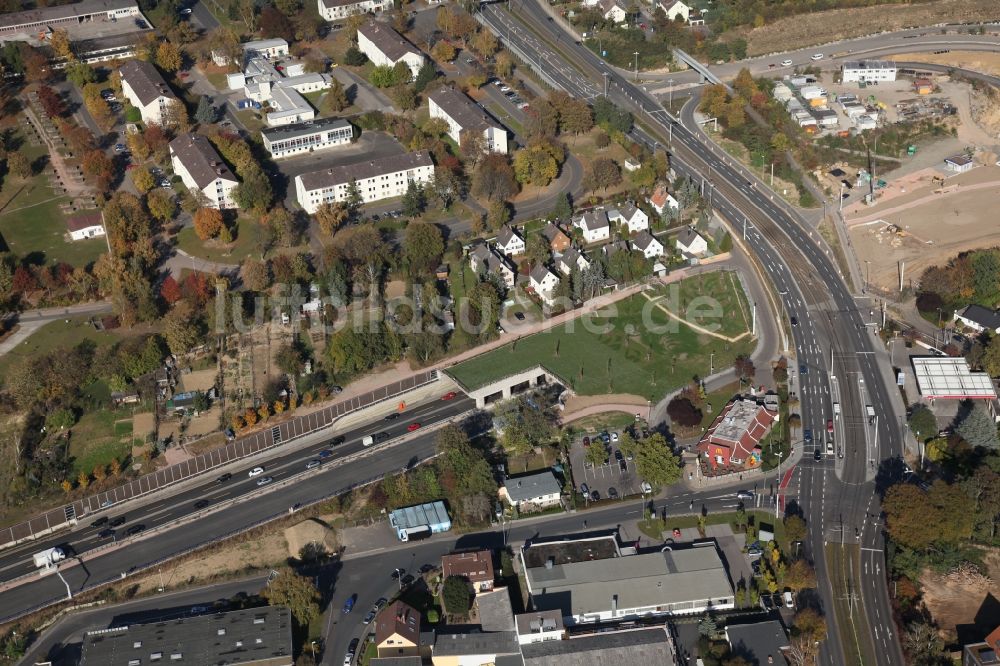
[0,394,476,621]
[480,3,909,663]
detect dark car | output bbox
[580,483,590,496]
[363,608,377,624]
[514,311,525,321]
[384,412,400,421]
[109,516,126,527]
[391,568,406,579]
[419,563,436,574]
[91,516,109,528]
[608,487,618,499]
[790,316,798,326]
[331,435,346,446]
[125,524,145,536]
[799,363,808,375]
[342,594,357,613]
[400,574,415,587]
[590,490,600,501]
[193,499,210,509]
[318,449,334,459]
[217,472,232,483]
[98,528,116,539]
[374,431,390,442]
[814,448,823,461]
[804,429,813,443]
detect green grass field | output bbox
[175,220,260,263]
[69,410,134,475]
[448,273,756,400]
[0,129,104,267]
[0,317,119,382]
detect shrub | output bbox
[442,575,471,615]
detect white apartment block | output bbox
[295,150,434,213]
[119,59,177,126]
[317,0,391,21]
[428,86,508,154]
[169,134,240,210]
[357,21,425,79]
[261,118,354,159]
[841,60,897,83]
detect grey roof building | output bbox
[955,304,1000,334]
[477,588,516,632]
[502,470,562,505]
[725,620,789,665]
[297,150,433,192]
[0,0,137,33]
[521,627,676,666]
[169,134,237,190]
[522,544,734,624]
[80,606,293,665]
[119,59,172,107]
[428,85,508,153]
[370,658,424,666]
[433,631,520,658]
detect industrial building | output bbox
[911,356,997,401]
[842,60,898,83]
[80,606,294,666]
[388,500,451,541]
[520,535,734,625]
[0,0,139,40]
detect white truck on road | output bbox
[33,547,65,569]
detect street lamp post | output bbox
[633,51,639,81]
[603,71,609,98]
[667,78,674,108]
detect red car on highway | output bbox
[407,423,421,432]
[441,392,457,401]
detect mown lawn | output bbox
[448,274,756,400]
[69,410,134,475]
[175,220,260,263]
[0,318,119,383]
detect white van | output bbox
[784,591,795,608]
[362,435,374,447]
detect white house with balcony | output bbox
[169,134,240,210]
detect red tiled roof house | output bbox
[696,398,778,470]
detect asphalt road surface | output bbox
[0,395,475,622]
[482,4,909,664]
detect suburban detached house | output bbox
[495,225,525,257]
[574,210,610,244]
[169,133,240,210]
[607,202,649,234]
[428,85,508,154]
[600,0,628,23]
[542,222,572,253]
[357,21,425,79]
[375,601,421,658]
[441,550,495,593]
[469,244,516,289]
[632,231,664,259]
[119,59,177,126]
[676,226,708,257]
[658,0,691,21]
[696,398,778,470]
[649,183,679,216]
[500,470,562,510]
[65,211,106,241]
[954,305,1000,335]
[557,246,590,275]
[529,264,562,307]
[317,0,391,22]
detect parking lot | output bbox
[569,431,643,501]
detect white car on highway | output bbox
[810,53,824,61]
[780,59,792,67]
[248,466,265,477]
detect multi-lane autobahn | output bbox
[479,3,914,663]
[0,394,475,621]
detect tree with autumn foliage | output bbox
[82,149,115,194]
[160,275,182,305]
[193,207,225,240]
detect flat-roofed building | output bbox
[911,356,997,400]
[0,0,139,39]
[521,626,676,666]
[294,150,434,213]
[428,85,508,154]
[842,60,897,83]
[80,606,293,665]
[262,118,353,159]
[169,133,240,209]
[357,21,425,79]
[119,58,176,126]
[388,500,451,542]
[521,539,734,625]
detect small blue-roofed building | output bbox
[389,501,451,542]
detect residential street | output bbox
[0,301,114,358]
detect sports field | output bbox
[448,271,756,400]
